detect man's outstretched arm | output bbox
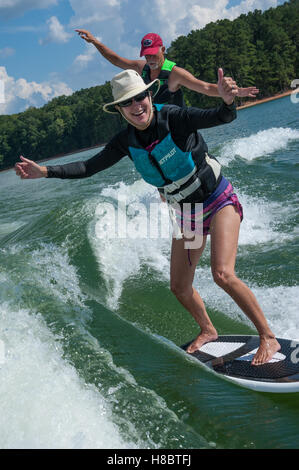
[75,29,145,74]
[169,66,259,98]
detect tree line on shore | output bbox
[0,0,297,170]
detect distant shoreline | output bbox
[1,89,296,174]
[236,89,294,110]
[38,143,105,164]
[0,143,104,174]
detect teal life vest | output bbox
[141,58,184,107]
[129,131,196,188]
[127,104,221,203]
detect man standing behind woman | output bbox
[75,29,259,106]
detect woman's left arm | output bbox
[217,68,235,105]
[169,68,237,131]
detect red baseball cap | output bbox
[140,33,163,57]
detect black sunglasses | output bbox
[118,90,149,108]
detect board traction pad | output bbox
[181,335,299,383]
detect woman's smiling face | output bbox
[116,93,153,129]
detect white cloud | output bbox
[0,0,282,113]
[67,0,280,59]
[65,0,281,91]
[69,0,122,26]
[147,0,280,43]
[0,0,58,20]
[72,34,103,70]
[73,43,98,69]
[181,0,279,33]
[0,66,73,115]
[39,16,73,45]
[0,47,15,58]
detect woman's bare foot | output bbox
[186,328,218,354]
[251,335,281,365]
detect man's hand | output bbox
[237,86,259,98]
[217,68,236,105]
[75,29,96,44]
[14,156,47,179]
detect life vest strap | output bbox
[159,153,222,203]
[159,166,197,193]
[164,177,202,203]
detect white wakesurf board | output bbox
[181,335,299,393]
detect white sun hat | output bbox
[103,69,160,114]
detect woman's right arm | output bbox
[15,156,48,179]
[46,149,120,179]
[15,138,128,180]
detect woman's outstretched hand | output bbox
[14,156,47,179]
[217,68,236,105]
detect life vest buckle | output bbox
[170,180,182,190]
[165,177,202,203]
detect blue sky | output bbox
[0,0,285,115]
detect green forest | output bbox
[0,0,298,170]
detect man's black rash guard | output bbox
[46,102,236,179]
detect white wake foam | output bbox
[89,178,296,317]
[235,188,293,245]
[89,180,171,310]
[220,127,299,165]
[0,302,139,449]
